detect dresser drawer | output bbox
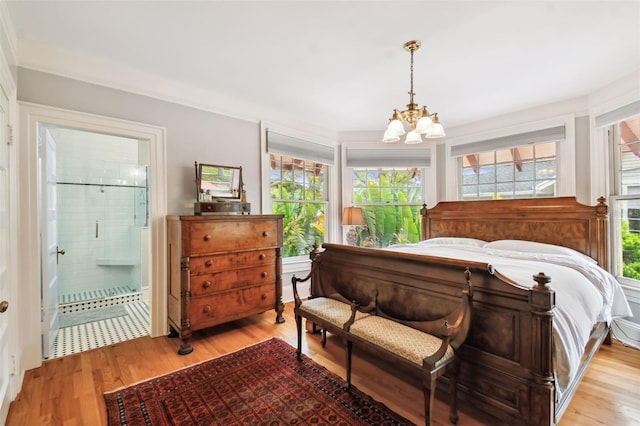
[190,264,276,296]
[190,285,276,325]
[189,220,278,254]
[189,250,276,275]
[167,214,284,355]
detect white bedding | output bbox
[383,238,633,395]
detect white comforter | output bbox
[383,239,632,394]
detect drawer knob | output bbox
[262,231,269,237]
[259,253,266,260]
[205,260,213,267]
[261,293,267,300]
[203,281,212,288]
[204,234,212,241]
[203,305,212,314]
[261,271,268,278]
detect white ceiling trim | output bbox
[16,38,336,136]
[0,1,18,66]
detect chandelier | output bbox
[383,40,445,144]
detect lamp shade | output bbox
[342,207,365,226]
[404,130,423,144]
[382,128,401,143]
[386,119,406,136]
[426,122,445,138]
[415,116,434,134]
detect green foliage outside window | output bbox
[621,220,640,279]
[270,154,325,258]
[272,201,324,257]
[352,169,422,248]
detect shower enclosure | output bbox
[51,126,150,312]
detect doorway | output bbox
[18,103,168,370]
[42,125,151,358]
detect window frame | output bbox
[457,142,558,200]
[445,115,575,200]
[608,119,640,288]
[260,122,339,265]
[341,143,436,245]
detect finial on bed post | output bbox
[530,272,555,311]
[532,272,551,288]
[596,196,608,216]
[309,244,323,264]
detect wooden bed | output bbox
[312,197,610,426]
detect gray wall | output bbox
[18,67,262,215]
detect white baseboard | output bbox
[612,318,640,350]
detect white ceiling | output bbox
[6,1,640,133]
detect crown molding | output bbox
[0,1,18,67]
[16,38,336,138]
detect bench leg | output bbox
[321,328,327,347]
[295,314,303,360]
[423,372,437,426]
[346,340,353,390]
[449,358,460,424]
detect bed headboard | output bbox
[420,196,609,268]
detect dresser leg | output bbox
[178,340,194,355]
[275,301,285,323]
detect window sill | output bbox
[619,281,640,305]
[282,256,312,275]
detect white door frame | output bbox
[18,102,168,371]
[0,53,18,424]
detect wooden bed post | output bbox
[595,196,609,270]
[420,203,429,240]
[530,272,556,426]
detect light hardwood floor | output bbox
[7,302,640,425]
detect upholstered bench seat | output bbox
[291,263,473,426]
[298,297,369,328]
[349,315,455,368]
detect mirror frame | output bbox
[195,162,243,201]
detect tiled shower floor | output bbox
[51,299,150,359]
[58,286,140,313]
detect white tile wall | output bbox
[53,127,148,300]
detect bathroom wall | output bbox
[52,126,148,302]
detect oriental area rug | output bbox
[104,337,413,425]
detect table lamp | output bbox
[342,207,365,246]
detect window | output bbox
[264,129,335,259]
[460,142,557,200]
[270,154,326,257]
[344,146,431,249]
[452,125,564,200]
[351,167,423,247]
[609,114,640,286]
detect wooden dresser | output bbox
[167,214,284,354]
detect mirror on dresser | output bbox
[194,162,250,214]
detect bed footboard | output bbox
[313,243,560,425]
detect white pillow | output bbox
[419,237,488,247]
[483,240,596,263]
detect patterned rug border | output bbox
[104,337,414,425]
[103,337,277,395]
